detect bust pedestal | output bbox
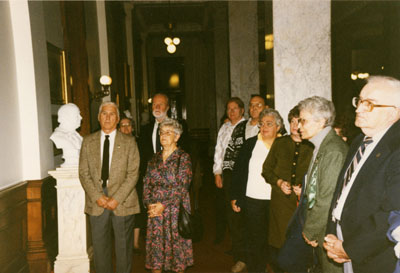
[48,166,89,273]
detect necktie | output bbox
[156,124,161,152]
[342,136,373,187]
[101,135,110,188]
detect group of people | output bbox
[213,75,400,273]
[75,74,400,273]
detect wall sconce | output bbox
[93,75,112,99]
[265,34,274,50]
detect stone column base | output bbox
[54,256,90,273]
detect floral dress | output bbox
[143,148,194,272]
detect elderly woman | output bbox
[230,108,283,273]
[262,105,314,272]
[278,96,348,273]
[143,118,193,273]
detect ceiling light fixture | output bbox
[164,2,180,54]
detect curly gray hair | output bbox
[159,118,183,135]
[259,108,284,129]
[297,96,335,127]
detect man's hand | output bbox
[323,234,351,263]
[303,232,318,247]
[278,179,292,195]
[96,195,109,208]
[147,202,165,218]
[215,174,223,188]
[105,198,119,210]
[231,200,241,212]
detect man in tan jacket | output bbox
[79,101,140,273]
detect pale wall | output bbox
[0,1,23,189]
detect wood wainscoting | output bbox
[0,182,29,273]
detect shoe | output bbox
[133,248,142,255]
[231,261,246,273]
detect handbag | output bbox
[178,201,194,239]
[178,201,204,241]
[176,154,204,241]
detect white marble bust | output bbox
[50,103,83,167]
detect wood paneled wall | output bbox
[0,182,29,273]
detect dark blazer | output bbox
[230,136,258,208]
[326,120,400,273]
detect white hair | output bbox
[98,101,120,118]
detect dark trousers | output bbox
[277,212,313,273]
[245,196,270,273]
[215,187,227,241]
[90,209,135,273]
[223,170,247,263]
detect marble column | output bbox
[48,166,89,273]
[228,1,259,115]
[212,2,230,128]
[273,0,331,127]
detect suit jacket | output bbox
[302,129,348,245]
[327,120,400,273]
[79,130,140,216]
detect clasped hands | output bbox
[96,195,119,210]
[277,179,301,197]
[323,234,351,263]
[147,202,165,218]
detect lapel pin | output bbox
[376,153,381,158]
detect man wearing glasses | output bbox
[324,75,400,273]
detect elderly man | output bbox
[324,76,400,273]
[279,96,348,273]
[79,101,140,273]
[138,93,189,173]
[245,95,267,139]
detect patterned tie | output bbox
[343,136,373,187]
[101,135,110,188]
[156,124,161,152]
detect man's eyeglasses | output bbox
[352,97,397,112]
[249,103,264,109]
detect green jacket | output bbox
[303,129,348,244]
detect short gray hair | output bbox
[298,96,335,127]
[98,101,120,119]
[159,118,183,135]
[259,108,284,129]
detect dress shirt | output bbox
[245,119,260,140]
[246,134,272,200]
[332,127,389,221]
[213,117,246,175]
[152,120,160,153]
[101,129,116,185]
